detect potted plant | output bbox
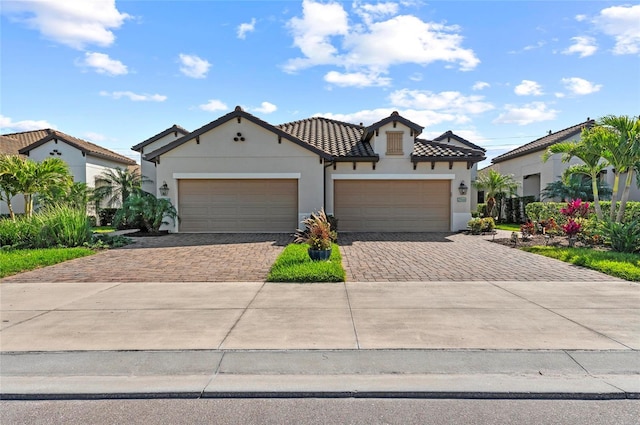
[294,208,337,261]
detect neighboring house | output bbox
[131,124,189,194]
[488,119,640,202]
[136,106,485,233]
[1,129,137,215]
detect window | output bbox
[386,132,403,155]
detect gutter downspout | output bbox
[323,160,334,212]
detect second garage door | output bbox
[334,180,450,232]
[178,179,298,232]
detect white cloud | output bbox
[2,0,130,50]
[575,14,587,22]
[555,92,566,98]
[84,132,107,142]
[562,36,597,57]
[324,70,391,87]
[409,72,423,82]
[80,52,128,76]
[178,54,211,79]
[284,0,479,86]
[0,115,55,132]
[389,89,494,115]
[99,91,167,102]
[514,80,543,96]
[252,102,278,114]
[593,4,640,54]
[493,102,558,125]
[472,81,490,91]
[237,18,256,39]
[317,108,461,128]
[561,77,602,95]
[199,99,228,112]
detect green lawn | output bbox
[92,226,115,233]
[0,247,95,278]
[495,223,521,232]
[522,246,640,281]
[268,243,346,282]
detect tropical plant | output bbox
[37,182,93,210]
[540,174,611,203]
[599,219,640,253]
[0,154,23,220]
[294,208,337,251]
[597,115,640,222]
[36,205,93,248]
[11,157,72,217]
[93,167,147,208]
[472,169,520,220]
[542,127,610,219]
[114,192,178,233]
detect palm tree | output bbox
[13,157,72,217]
[0,155,24,220]
[473,169,520,220]
[93,167,147,208]
[542,127,609,219]
[540,173,611,202]
[598,115,640,222]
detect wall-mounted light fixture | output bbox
[458,181,468,196]
[159,181,169,196]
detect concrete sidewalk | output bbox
[1,280,638,399]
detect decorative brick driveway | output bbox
[2,232,623,283]
[338,233,623,282]
[2,234,292,283]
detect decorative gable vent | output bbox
[386,131,403,155]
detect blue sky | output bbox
[1,0,639,167]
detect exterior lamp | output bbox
[458,181,468,196]
[159,181,170,196]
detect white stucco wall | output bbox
[28,140,87,183]
[154,118,325,232]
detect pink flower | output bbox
[562,218,582,236]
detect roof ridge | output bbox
[278,116,364,129]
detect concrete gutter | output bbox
[2,349,638,400]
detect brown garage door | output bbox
[178,179,298,232]
[334,180,450,232]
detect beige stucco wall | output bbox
[139,131,185,195]
[326,122,473,231]
[154,118,325,232]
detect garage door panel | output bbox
[178,179,297,232]
[334,180,450,232]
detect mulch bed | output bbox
[490,234,602,250]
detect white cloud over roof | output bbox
[562,36,598,57]
[237,18,256,39]
[593,4,640,55]
[493,102,558,125]
[80,52,128,76]
[0,115,55,132]
[514,80,543,96]
[2,0,130,50]
[178,54,211,79]
[561,77,602,95]
[99,91,167,102]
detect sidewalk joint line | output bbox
[344,282,361,349]
[563,350,591,375]
[200,351,225,398]
[489,282,633,350]
[217,282,266,349]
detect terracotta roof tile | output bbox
[491,119,595,163]
[433,130,485,151]
[277,117,377,158]
[3,129,136,165]
[412,139,485,161]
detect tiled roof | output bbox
[363,111,423,142]
[4,129,136,165]
[0,135,28,156]
[131,124,189,152]
[433,130,485,152]
[412,139,486,162]
[491,119,595,163]
[277,117,377,158]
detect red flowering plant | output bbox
[560,199,590,218]
[562,219,582,237]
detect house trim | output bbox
[173,173,301,179]
[331,174,455,180]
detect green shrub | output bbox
[98,208,118,226]
[467,217,482,234]
[477,203,486,216]
[526,201,640,224]
[36,205,93,248]
[114,193,178,233]
[600,219,640,253]
[0,216,39,248]
[481,217,495,232]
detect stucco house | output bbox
[488,119,640,202]
[136,106,485,233]
[1,129,137,215]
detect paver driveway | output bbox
[338,232,623,282]
[2,232,624,283]
[1,234,291,283]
